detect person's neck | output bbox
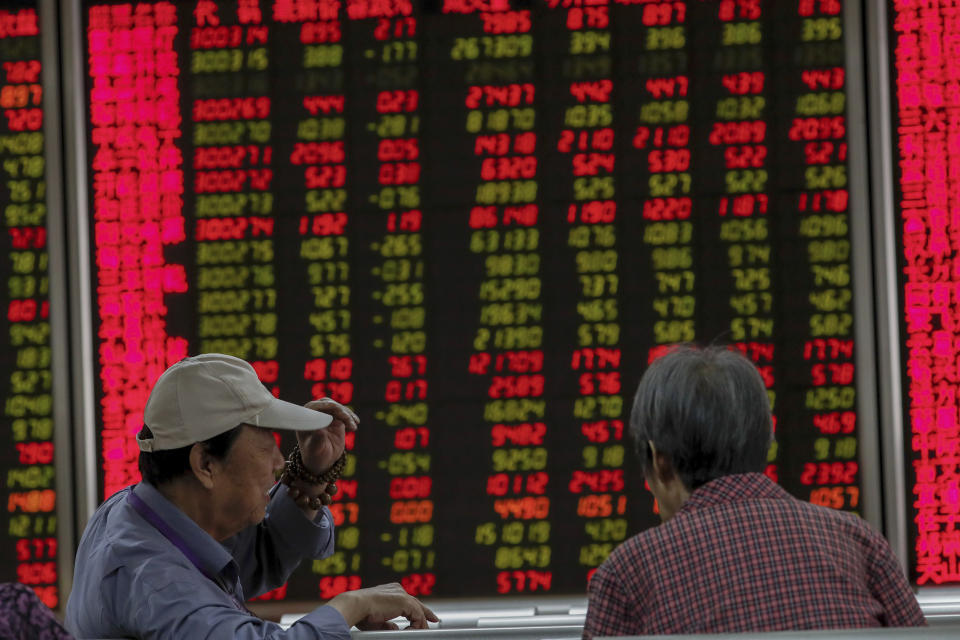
[155,479,230,541]
[657,477,692,521]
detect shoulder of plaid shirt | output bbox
[66,480,349,640]
[583,472,925,639]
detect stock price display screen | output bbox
[83,0,861,599]
[889,0,960,586]
[0,1,58,607]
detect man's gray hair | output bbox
[629,344,774,490]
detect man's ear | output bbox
[647,441,675,484]
[189,443,217,489]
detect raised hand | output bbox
[297,398,359,474]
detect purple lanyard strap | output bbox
[127,490,251,613]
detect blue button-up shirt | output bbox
[66,481,350,639]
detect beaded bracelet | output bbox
[279,445,347,510]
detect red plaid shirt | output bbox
[583,473,924,637]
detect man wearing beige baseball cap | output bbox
[67,354,437,639]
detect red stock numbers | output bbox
[496,569,552,594]
[487,471,548,496]
[800,461,858,486]
[401,573,436,596]
[490,422,546,447]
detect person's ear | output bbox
[647,441,675,484]
[189,443,217,489]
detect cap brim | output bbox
[252,397,334,431]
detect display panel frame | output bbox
[864,0,910,571]
[39,0,77,608]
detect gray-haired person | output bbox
[67,354,437,639]
[583,345,923,638]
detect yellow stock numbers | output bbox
[720,219,767,242]
[484,399,545,422]
[813,437,857,461]
[805,166,847,190]
[575,250,617,273]
[309,310,351,333]
[303,44,343,67]
[451,35,533,60]
[197,288,276,312]
[649,246,692,270]
[722,21,762,46]
[649,172,691,196]
[196,193,273,217]
[476,180,537,204]
[716,96,764,120]
[492,447,548,472]
[652,295,694,318]
[297,117,345,140]
[577,322,620,346]
[807,239,850,262]
[805,386,855,411]
[485,253,540,276]
[569,224,616,248]
[645,26,685,50]
[310,333,350,357]
[467,108,535,132]
[796,92,845,116]
[798,214,848,238]
[191,48,268,73]
[802,18,842,41]
[643,221,692,245]
[480,302,542,325]
[565,104,612,128]
[581,444,624,468]
[577,299,618,322]
[197,240,273,264]
[730,316,774,340]
[476,521,550,546]
[727,244,770,266]
[654,319,694,343]
[199,336,278,360]
[194,121,271,145]
[584,518,627,542]
[579,543,614,566]
[474,325,543,349]
[495,545,550,569]
[655,270,694,293]
[471,229,539,253]
[378,40,417,63]
[639,100,688,124]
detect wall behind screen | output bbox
[69,0,873,602]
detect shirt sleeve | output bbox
[228,482,337,597]
[864,531,926,627]
[124,567,351,640]
[583,557,637,640]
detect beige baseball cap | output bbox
[137,353,332,452]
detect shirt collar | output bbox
[677,472,788,515]
[132,481,236,580]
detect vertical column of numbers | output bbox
[191,2,278,373]
[792,0,859,511]
[86,2,187,498]
[1,4,56,606]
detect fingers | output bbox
[305,398,360,432]
[349,583,437,630]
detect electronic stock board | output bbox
[0,0,60,609]
[75,0,866,601]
